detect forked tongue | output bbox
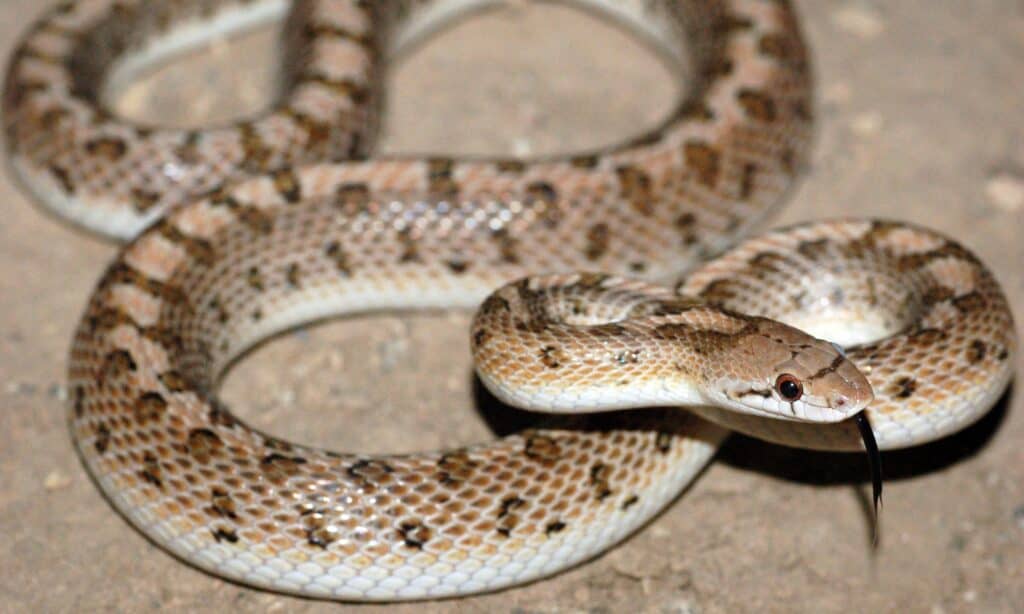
[854,411,883,544]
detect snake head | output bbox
[705,318,874,423]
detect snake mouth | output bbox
[728,389,861,424]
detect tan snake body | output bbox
[4,0,1017,602]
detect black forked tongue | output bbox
[854,411,883,544]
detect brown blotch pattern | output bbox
[446,259,468,274]
[103,263,190,307]
[397,520,432,549]
[585,223,610,261]
[471,327,488,349]
[888,376,917,399]
[496,496,526,537]
[590,463,613,501]
[207,401,237,428]
[539,345,567,369]
[94,423,111,454]
[684,141,721,188]
[780,147,797,175]
[677,99,716,122]
[526,182,560,226]
[952,291,986,314]
[291,111,335,154]
[324,240,351,275]
[736,89,777,122]
[135,391,167,422]
[675,212,699,246]
[336,183,370,211]
[427,158,458,197]
[286,263,302,288]
[347,459,395,489]
[570,154,599,169]
[524,434,562,463]
[238,123,273,171]
[272,169,302,203]
[246,266,264,292]
[174,131,201,163]
[84,136,127,160]
[72,385,85,418]
[493,229,519,264]
[616,166,654,216]
[302,75,369,104]
[156,221,215,265]
[966,340,987,364]
[139,451,163,489]
[130,188,160,212]
[713,13,754,35]
[100,349,137,378]
[49,164,74,193]
[739,163,758,200]
[186,428,224,464]
[397,228,421,263]
[545,521,567,536]
[496,160,526,173]
[260,453,307,485]
[759,32,796,61]
[208,296,229,324]
[655,432,673,454]
[700,57,734,81]
[437,452,480,486]
[210,486,238,519]
[305,515,340,549]
[212,527,239,543]
[235,203,275,235]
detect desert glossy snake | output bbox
[3,0,1016,601]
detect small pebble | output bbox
[832,5,886,39]
[276,389,296,406]
[265,600,288,613]
[48,383,67,401]
[660,600,699,614]
[985,173,1024,212]
[850,111,883,137]
[5,381,37,395]
[513,137,534,157]
[44,470,71,491]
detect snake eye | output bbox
[775,373,803,401]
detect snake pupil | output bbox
[776,374,802,401]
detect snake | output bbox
[4,0,1017,603]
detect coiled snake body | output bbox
[5,0,1016,602]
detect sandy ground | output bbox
[2,1,1023,612]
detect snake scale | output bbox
[4,0,1017,602]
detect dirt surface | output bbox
[2,1,1023,612]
